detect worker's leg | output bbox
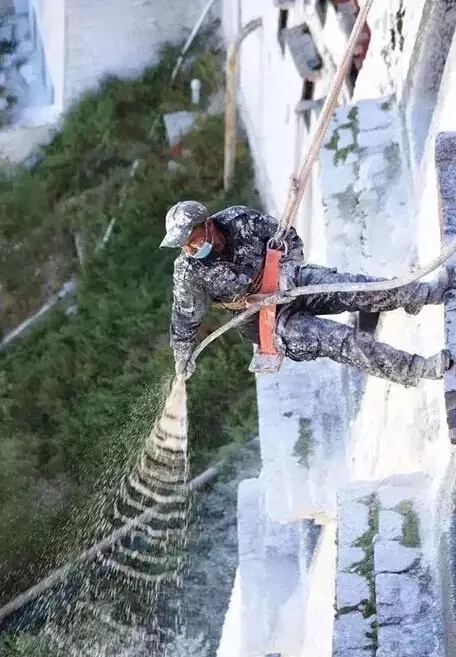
[277,312,452,387]
[297,264,452,316]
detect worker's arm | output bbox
[170,257,211,377]
[258,212,304,291]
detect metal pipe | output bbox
[223,17,262,193]
[170,0,218,83]
[0,465,218,624]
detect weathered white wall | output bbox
[219,3,456,657]
[31,0,65,109]
[354,0,427,100]
[224,0,352,240]
[348,22,456,514]
[62,0,218,107]
[30,0,220,110]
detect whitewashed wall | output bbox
[354,0,427,100]
[223,0,353,250]
[220,3,456,657]
[30,0,219,111]
[62,0,219,108]
[31,0,65,109]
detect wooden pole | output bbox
[223,18,262,193]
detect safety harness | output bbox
[248,245,284,372]
[213,0,376,374]
[213,244,284,373]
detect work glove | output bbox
[279,263,297,294]
[175,354,196,381]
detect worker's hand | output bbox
[175,356,196,381]
[245,293,269,307]
[279,271,296,294]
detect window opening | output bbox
[301,79,315,130]
[277,9,289,55]
[316,0,328,25]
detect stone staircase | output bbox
[333,474,445,657]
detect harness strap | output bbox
[212,253,282,353]
[257,247,282,355]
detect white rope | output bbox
[190,237,456,364]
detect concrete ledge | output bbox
[236,477,309,656]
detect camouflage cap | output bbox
[160,201,210,248]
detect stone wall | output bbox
[224,0,353,245]
[220,3,456,656]
[334,475,444,657]
[354,0,427,100]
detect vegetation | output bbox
[0,36,258,600]
[395,499,421,548]
[292,417,314,468]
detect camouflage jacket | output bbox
[170,205,303,364]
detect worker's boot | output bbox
[421,349,453,380]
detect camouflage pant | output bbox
[276,264,451,387]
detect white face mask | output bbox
[190,240,213,259]
[188,222,213,259]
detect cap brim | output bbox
[159,234,181,248]
[159,225,194,249]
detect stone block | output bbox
[338,546,365,571]
[378,510,403,541]
[357,127,394,150]
[377,621,439,657]
[14,37,33,60]
[236,478,306,657]
[13,12,30,42]
[0,19,13,43]
[377,475,428,509]
[374,540,420,573]
[338,501,369,548]
[355,96,394,129]
[358,151,388,182]
[435,132,456,226]
[376,625,402,657]
[375,573,420,623]
[334,652,374,657]
[333,612,373,651]
[320,162,355,195]
[336,572,369,609]
[163,111,196,147]
[258,357,348,523]
[337,127,355,150]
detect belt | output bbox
[212,267,264,312]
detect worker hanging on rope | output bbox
[160,200,454,387]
